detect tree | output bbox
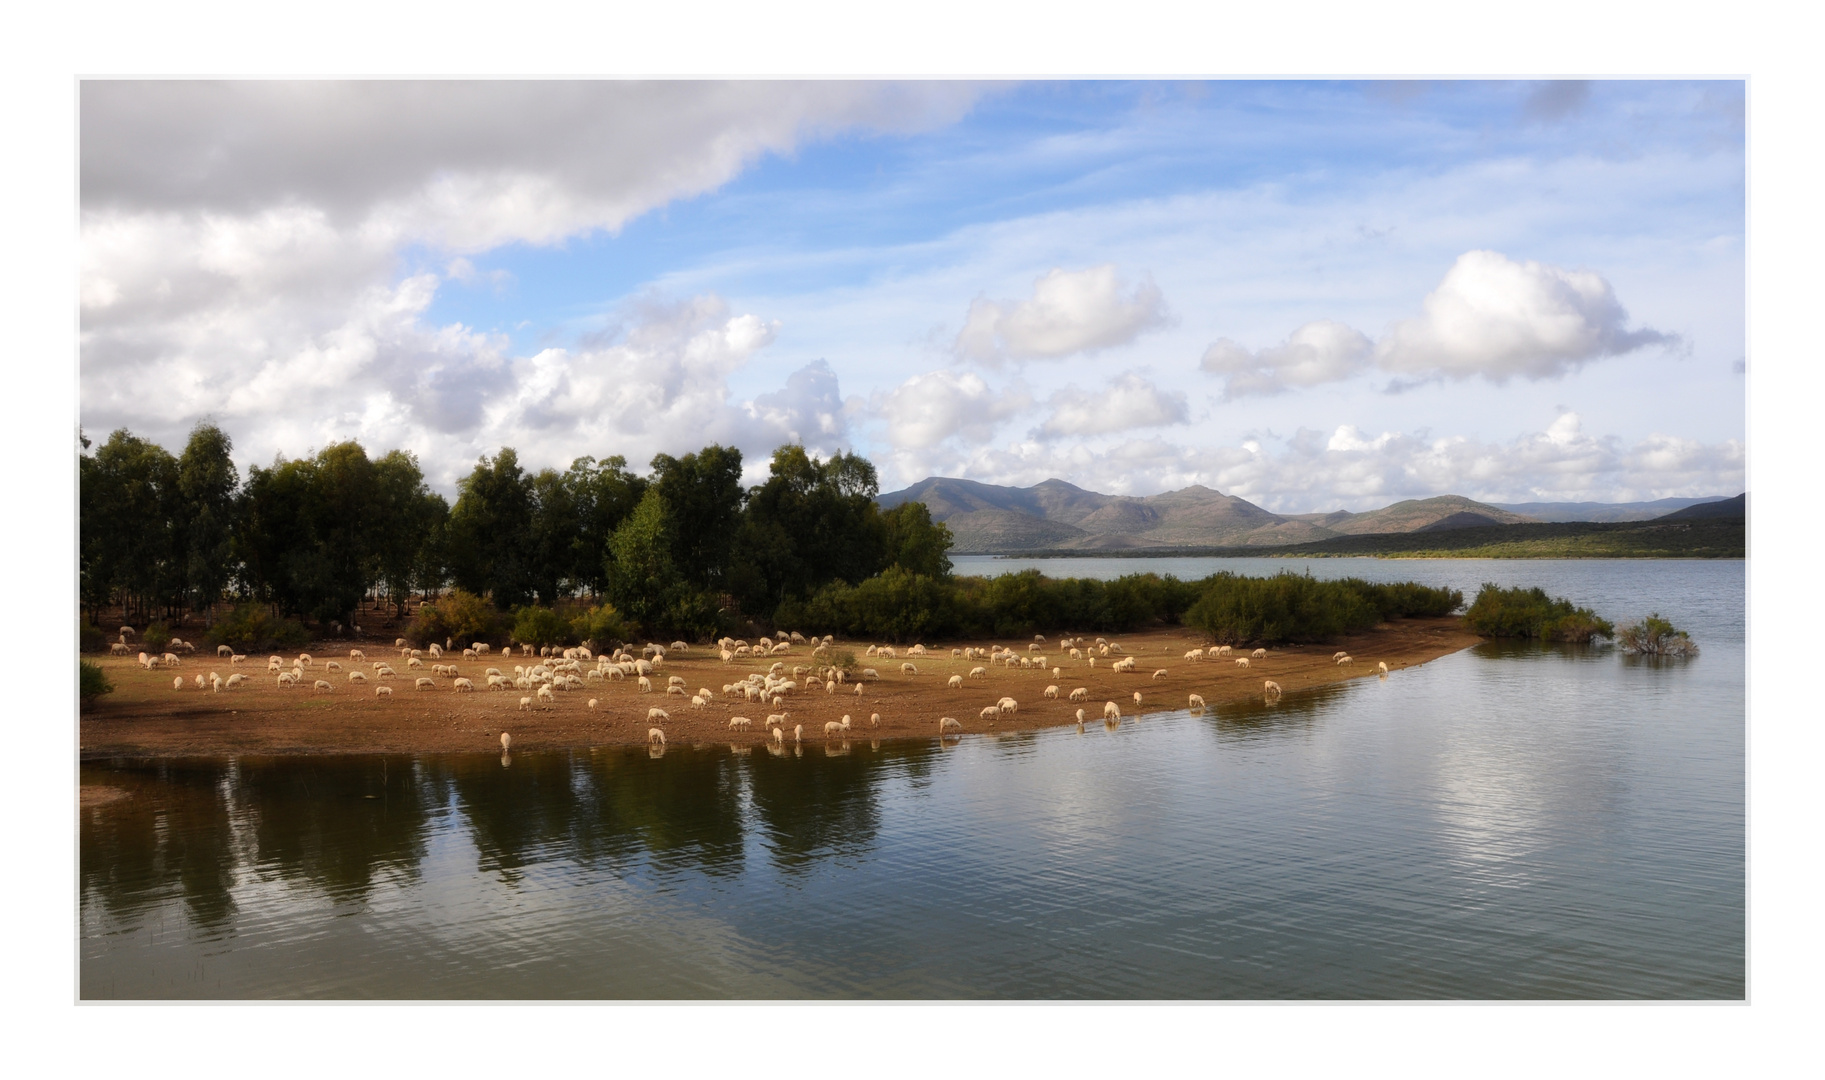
[605,488,683,629]
[81,429,183,622]
[881,500,954,578]
[564,455,647,599]
[371,450,447,616]
[650,444,744,592]
[445,448,537,607]
[176,423,240,623]
[737,446,887,611]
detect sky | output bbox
[77,79,1746,511]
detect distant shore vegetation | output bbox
[1618,614,1699,657]
[1462,584,1615,643]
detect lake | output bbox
[79,558,1744,998]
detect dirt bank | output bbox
[79,619,1478,759]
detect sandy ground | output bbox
[79,619,1478,758]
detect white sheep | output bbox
[1103,701,1121,720]
[500,732,511,751]
[1152,669,1168,680]
[1188,693,1205,708]
[869,713,881,727]
[1333,651,1349,661]
[980,706,999,720]
[647,707,670,722]
[948,675,964,689]
[171,675,184,690]
[666,685,687,697]
[537,685,555,706]
[862,668,879,680]
[299,653,313,666]
[1184,649,1205,662]
[416,677,436,691]
[1235,657,1251,669]
[376,685,392,697]
[1264,680,1282,697]
[1133,691,1144,706]
[969,666,987,679]
[1215,645,1232,657]
[1251,648,1267,659]
[1069,687,1088,702]
[1378,661,1390,674]
[771,726,785,745]
[1043,685,1059,699]
[793,724,803,743]
[824,720,844,736]
[313,679,333,693]
[216,644,232,657]
[453,678,475,692]
[350,649,365,661]
[637,676,652,693]
[110,642,131,656]
[325,660,342,672]
[901,662,918,675]
[1336,655,1353,665]
[939,717,963,733]
[407,657,424,669]
[729,716,752,731]
[1075,708,1086,724]
[519,696,533,711]
[998,697,1018,716]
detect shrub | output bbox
[512,605,571,648]
[206,603,311,653]
[142,621,173,652]
[79,660,114,704]
[570,603,630,650]
[828,648,858,674]
[1618,613,1698,656]
[1463,584,1614,643]
[79,619,107,654]
[408,589,500,646]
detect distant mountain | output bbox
[1492,496,1736,523]
[877,479,1536,553]
[1654,493,1746,521]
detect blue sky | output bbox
[79,79,1744,509]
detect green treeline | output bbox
[79,424,1464,646]
[1461,584,1615,642]
[79,425,952,639]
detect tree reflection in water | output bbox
[233,755,435,901]
[80,759,239,932]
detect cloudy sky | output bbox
[78,79,1745,511]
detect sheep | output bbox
[968,666,987,679]
[1264,680,1282,697]
[453,678,475,692]
[1184,648,1205,662]
[1235,657,1251,669]
[868,713,881,728]
[854,683,864,697]
[1152,669,1168,680]
[537,685,555,706]
[161,652,181,667]
[325,660,342,672]
[350,649,365,661]
[406,657,424,669]
[313,679,334,693]
[1069,648,1082,660]
[1251,648,1268,659]
[648,728,666,747]
[1215,645,1232,656]
[947,675,964,690]
[519,696,533,711]
[729,716,752,731]
[666,685,687,697]
[638,676,652,693]
[1333,651,1349,661]
[416,677,436,691]
[1103,701,1121,720]
[1132,691,1143,706]
[376,685,392,698]
[862,668,879,680]
[299,653,313,667]
[648,707,670,722]
[171,675,184,690]
[110,642,130,656]
[771,726,785,746]
[217,644,233,657]
[395,637,407,647]
[980,706,999,720]
[500,732,512,752]
[939,717,963,733]
[998,697,1018,716]
[1188,693,1205,709]
[824,721,844,736]
[793,724,803,743]
[1336,655,1353,666]
[428,644,443,658]
[275,674,293,689]
[1378,661,1390,674]
[1069,687,1088,701]
[901,662,918,675]
[880,646,896,660]
[207,670,220,689]
[1043,685,1059,699]
[1075,708,1086,724]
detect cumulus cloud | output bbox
[954,265,1170,363]
[871,369,1032,450]
[1196,251,1676,397]
[892,412,1743,510]
[1199,320,1374,400]
[1036,372,1188,438]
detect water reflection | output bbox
[1201,682,1346,739]
[80,760,238,930]
[234,755,434,900]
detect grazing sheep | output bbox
[1103,701,1121,720]
[519,696,533,711]
[110,642,131,656]
[375,686,392,697]
[648,707,670,722]
[453,678,475,692]
[1075,708,1086,723]
[767,712,788,728]
[416,677,436,691]
[998,697,1018,716]
[729,716,752,731]
[638,676,652,693]
[1152,669,1168,680]
[939,717,963,732]
[1044,685,1059,699]
[1333,651,1349,661]
[299,654,313,667]
[171,675,184,689]
[869,713,881,727]
[771,726,785,745]
[1188,693,1205,708]
[395,638,407,647]
[1336,655,1353,665]
[948,675,964,689]
[313,679,333,693]
[1215,645,1232,656]
[1184,649,1205,662]
[824,721,844,736]
[1264,680,1282,697]
[854,683,863,697]
[666,685,687,697]
[407,657,424,669]
[901,663,918,675]
[325,660,341,672]
[275,674,293,689]
[1251,648,1267,659]
[648,728,666,746]
[217,644,233,657]
[350,649,365,661]
[1132,691,1143,706]
[968,666,987,679]
[1378,661,1390,674]
[793,724,803,743]
[1235,658,1251,669]
[500,732,512,751]
[862,668,879,680]
[1069,687,1088,701]
[537,685,555,706]
[980,706,999,720]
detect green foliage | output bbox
[79,619,107,654]
[1618,613,1698,656]
[605,488,683,628]
[1463,584,1615,642]
[408,589,500,646]
[1182,573,1464,645]
[828,648,858,674]
[881,500,954,578]
[733,446,886,611]
[512,605,572,648]
[570,603,631,649]
[205,603,311,652]
[141,621,173,652]
[445,448,537,607]
[79,660,114,704]
[650,444,744,592]
[176,423,240,614]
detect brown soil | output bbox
[79,619,1478,758]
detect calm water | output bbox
[80,560,1744,998]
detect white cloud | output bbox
[1036,372,1188,438]
[1375,249,1676,382]
[1199,320,1374,399]
[871,369,1031,450]
[953,265,1170,363]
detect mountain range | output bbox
[876,478,1741,554]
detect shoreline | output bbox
[79,618,1479,760]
